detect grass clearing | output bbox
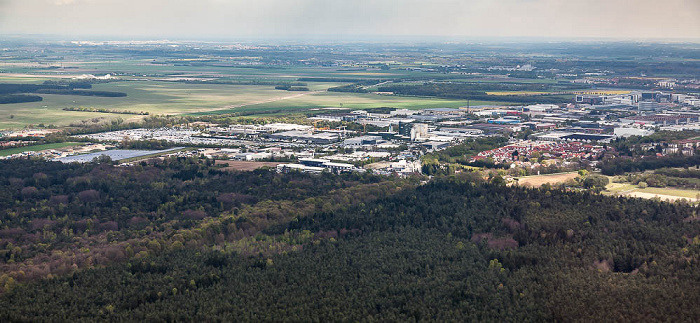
[514,172,579,187]
[0,62,528,129]
[0,142,82,157]
[605,182,700,202]
[0,78,513,128]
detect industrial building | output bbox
[343,135,385,147]
[277,158,359,174]
[268,131,340,144]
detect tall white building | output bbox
[410,124,428,141]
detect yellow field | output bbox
[514,172,579,187]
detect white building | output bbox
[614,128,654,138]
[410,124,429,141]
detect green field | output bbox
[0,79,300,128]
[606,181,700,202]
[192,91,510,116]
[0,60,553,129]
[0,76,515,128]
[0,142,81,157]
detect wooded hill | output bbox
[0,159,698,321]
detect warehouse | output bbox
[268,131,339,144]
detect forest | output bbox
[600,154,700,175]
[0,94,42,104]
[0,82,127,101]
[0,158,698,321]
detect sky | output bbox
[0,0,699,40]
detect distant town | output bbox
[2,87,700,178]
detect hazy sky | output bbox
[1,0,699,40]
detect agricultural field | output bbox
[195,91,505,116]
[0,142,82,157]
[0,70,516,129]
[8,41,661,130]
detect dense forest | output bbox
[0,158,698,321]
[61,107,149,115]
[274,85,310,91]
[0,94,42,104]
[600,154,700,175]
[0,82,126,101]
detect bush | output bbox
[583,175,610,190]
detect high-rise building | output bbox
[410,124,428,141]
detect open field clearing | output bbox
[606,182,700,203]
[0,142,82,157]
[215,160,281,171]
[30,62,416,80]
[624,191,697,202]
[514,172,579,187]
[0,81,302,129]
[0,76,513,128]
[199,91,511,116]
[0,74,69,82]
[0,98,135,129]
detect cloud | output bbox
[53,0,78,5]
[0,0,698,39]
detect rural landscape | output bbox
[1,0,700,321]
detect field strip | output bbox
[191,90,322,113]
[620,191,697,202]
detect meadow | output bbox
[605,181,700,203]
[0,76,512,128]
[0,57,539,129]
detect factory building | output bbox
[278,158,359,174]
[268,131,339,144]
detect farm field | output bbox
[0,76,515,129]
[195,91,506,116]
[0,142,82,157]
[514,171,579,187]
[0,79,306,129]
